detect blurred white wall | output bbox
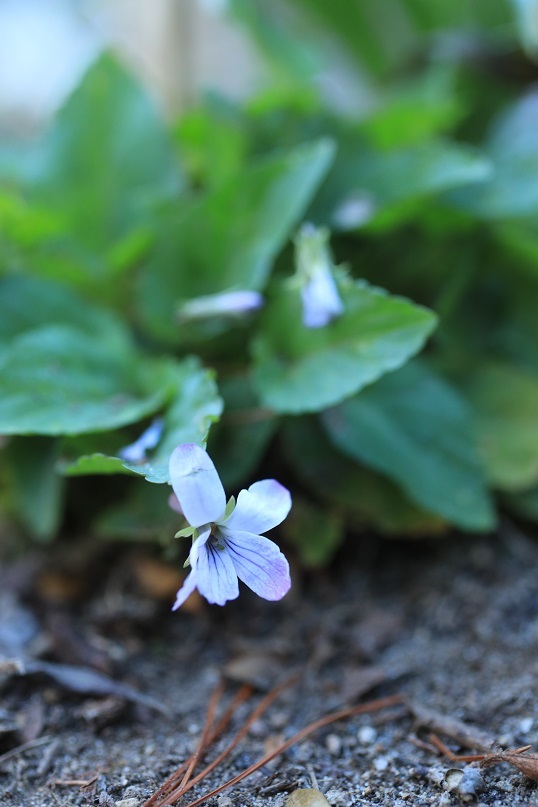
[0,0,261,132]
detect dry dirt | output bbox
[0,522,537,807]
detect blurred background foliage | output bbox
[1,0,538,566]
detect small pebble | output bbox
[458,766,484,801]
[285,788,331,806]
[217,797,234,807]
[520,717,534,734]
[325,733,342,756]
[444,767,464,792]
[115,799,140,807]
[357,725,377,745]
[426,766,446,786]
[324,788,350,806]
[374,755,390,772]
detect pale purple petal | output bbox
[168,493,183,515]
[221,530,291,601]
[193,538,239,605]
[222,480,292,534]
[171,571,198,610]
[178,290,264,321]
[301,267,344,328]
[119,418,164,463]
[169,444,226,527]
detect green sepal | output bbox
[223,495,236,520]
[175,526,196,539]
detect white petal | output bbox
[169,444,226,527]
[171,571,198,610]
[301,268,344,328]
[222,480,292,534]
[189,528,211,565]
[178,290,263,321]
[193,537,239,605]
[222,530,291,601]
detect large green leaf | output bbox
[96,481,180,543]
[282,418,446,535]
[451,90,538,220]
[135,360,223,482]
[0,326,177,436]
[322,361,495,530]
[30,53,181,251]
[311,135,491,230]
[464,363,538,491]
[207,374,278,489]
[138,138,335,343]
[3,437,64,541]
[359,68,464,150]
[252,275,437,413]
[62,358,223,483]
[230,0,510,81]
[280,496,344,567]
[0,275,127,350]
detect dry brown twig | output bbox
[159,675,300,806]
[143,682,253,807]
[145,676,405,807]
[428,732,538,781]
[479,747,538,780]
[180,693,406,807]
[408,701,495,752]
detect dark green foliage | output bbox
[1,0,536,550]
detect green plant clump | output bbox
[1,0,537,565]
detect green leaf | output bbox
[30,53,181,251]
[360,68,464,150]
[62,454,132,476]
[322,361,495,530]
[502,487,538,522]
[282,418,446,535]
[3,437,64,541]
[175,94,249,188]
[252,275,437,413]
[63,358,223,484]
[0,191,63,250]
[281,496,344,567]
[0,275,128,350]
[96,481,179,543]
[0,325,176,435]
[208,374,278,490]
[138,138,335,343]
[134,359,223,482]
[311,135,491,231]
[464,363,538,491]
[451,90,538,220]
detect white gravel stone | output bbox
[357,725,377,744]
[325,733,342,756]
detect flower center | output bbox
[209,524,226,551]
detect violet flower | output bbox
[169,443,291,608]
[296,223,344,329]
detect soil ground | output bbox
[0,523,537,807]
